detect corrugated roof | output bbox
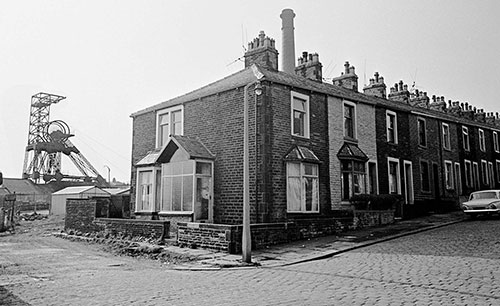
[52,186,108,195]
[103,187,130,195]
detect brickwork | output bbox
[328,96,377,209]
[353,210,395,229]
[266,85,331,221]
[177,217,352,254]
[65,198,169,240]
[130,111,156,213]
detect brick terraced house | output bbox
[129,9,500,247]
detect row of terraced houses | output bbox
[129,10,500,241]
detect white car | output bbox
[462,190,500,218]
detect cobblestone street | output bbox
[1,219,500,305]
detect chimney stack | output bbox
[244,31,279,71]
[280,8,296,74]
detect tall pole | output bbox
[242,82,252,263]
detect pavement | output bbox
[4,210,467,271]
[173,211,467,270]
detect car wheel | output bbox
[469,214,477,220]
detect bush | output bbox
[349,194,402,210]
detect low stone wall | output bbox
[353,210,395,229]
[94,218,169,240]
[177,217,352,254]
[65,198,169,240]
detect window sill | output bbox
[343,137,358,144]
[158,211,194,216]
[292,134,310,140]
[287,211,320,214]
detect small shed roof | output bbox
[52,186,109,196]
[103,187,130,195]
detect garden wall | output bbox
[65,198,169,240]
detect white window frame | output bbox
[156,105,184,148]
[494,131,499,153]
[479,129,486,152]
[291,91,310,138]
[444,160,453,190]
[135,167,159,212]
[442,123,451,150]
[417,117,427,147]
[473,162,480,189]
[464,160,472,188]
[462,126,470,151]
[386,110,398,144]
[387,157,401,194]
[481,159,488,185]
[454,162,462,195]
[343,100,357,140]
[403,160,414,204]
[286,162,319,213]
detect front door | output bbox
[195,176,212,222]
[404,161,414,204]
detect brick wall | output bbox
[130,81,334,226]
[177,217,352,254]
[353,210,395,229]
[65,198,169,240]
[328,97,377,209]
[130,111,156,213]
[266,85,331,221]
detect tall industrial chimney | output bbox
[280,8,296,74]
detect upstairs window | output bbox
[287,162,319,212]
[494,131,499,153]
[291,92,310,138]
[386,111,398,144]
[479,129,486,152]
[442,123,451,150]
[462,126,470,151]
[418,118,427,147]
[157,106,183,148]
[343,102,356,139]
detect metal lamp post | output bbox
[242,80,262,263]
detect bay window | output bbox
[287,162,319,212]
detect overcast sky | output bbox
[1,0,499,183]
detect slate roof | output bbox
[131,64,378,118]
[337,143,369,162]
[1,178,51,195]
[131,63,500,132]
[284,145,321,163]
[136,135,215,166]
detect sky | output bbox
[1,0,499,183]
